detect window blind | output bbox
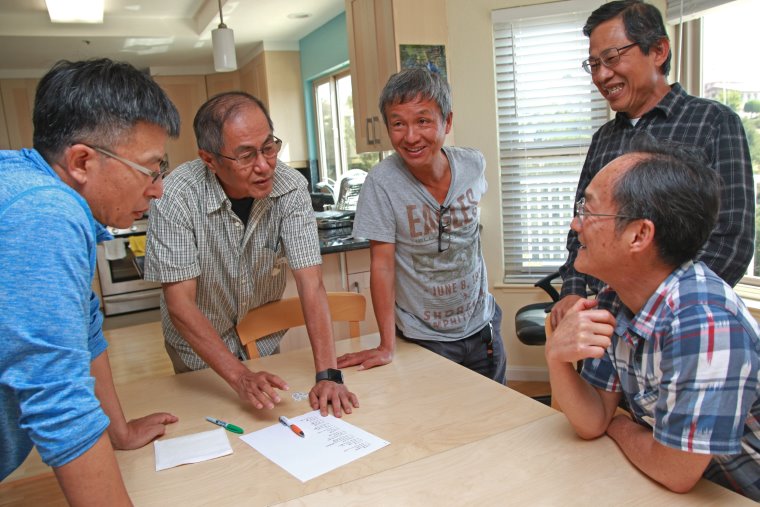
[493,1,608,282]
[666,0,734,23]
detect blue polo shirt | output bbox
[0,148,110,479]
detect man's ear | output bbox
[62,144,96,186]
[628,219,655,253]
[199,150,218,174]
[652,37,670,70]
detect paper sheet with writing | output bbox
[240,410,389,482]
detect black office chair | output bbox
[515,271,560,346]
[514,271,561,405]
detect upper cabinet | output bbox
[239,51,308,167]
[153,75,209,169]
[346,0,448,153]
[0,79,39,150]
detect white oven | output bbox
[95,218,161,316]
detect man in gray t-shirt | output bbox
[337,68,506,383]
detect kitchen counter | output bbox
[318,229,369,254]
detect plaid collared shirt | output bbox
[144,158,321,370]
[559,83,754,296]
[582,261,760,501]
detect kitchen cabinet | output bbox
[346,0,448,153]
[278,248,377,353]
[152,75,208,169]
[239,51,308,166]
[0,85,11,150]
[0,78,38,149]
[205,72,241,99]
[345,248,379,336]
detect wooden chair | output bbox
[236,291,367,358]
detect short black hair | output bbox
[583,0,671,75]
[33,58,180,162]
[612,134,720,267]
[193,91,273,155]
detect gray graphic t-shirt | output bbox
[352,146,494,341]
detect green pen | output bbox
[206,416,244,434]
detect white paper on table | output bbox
[240,410,390,482]
[154,428,233,471]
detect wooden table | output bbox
[115,334,554,505]
[278,413,752,506]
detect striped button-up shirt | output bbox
[560,83,754,294]
[583,261,760,500]
[144,158,321,370]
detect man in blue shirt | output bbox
[546,136,760,500]
[0,59,180,505]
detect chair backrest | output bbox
[236,291,366,358]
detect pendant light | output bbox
[212,0,237,72]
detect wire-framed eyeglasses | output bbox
[582,42,639,74]
[215,136,283,167]
[438,205,451,253]
[87,144,169,183]
[575,197,637,224]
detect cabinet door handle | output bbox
[366,118,375,145]
[372,116,381,144]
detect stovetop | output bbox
[108,218,148,237]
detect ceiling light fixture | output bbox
[46,0,104,23]
[212,0,237,72]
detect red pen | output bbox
[279,415,305,438]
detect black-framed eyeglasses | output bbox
[86,144,169,183]
[575,197,637,224]
[215,136,283,167]
[438,205,451,253]
[582,42,639,74]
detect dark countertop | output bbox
[318,228,369,254]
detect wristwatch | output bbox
[315,368,344,384]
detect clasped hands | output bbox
[232,369,359,417]
[545,297,616,364]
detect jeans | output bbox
[400,304,506,384]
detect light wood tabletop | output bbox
[277,413,752,506]
[115,334,555,506]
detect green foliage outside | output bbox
[745,100,760,115]
[715,92,760,275]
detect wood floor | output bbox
[0,311,550,505]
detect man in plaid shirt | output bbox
[551,0,754,327]
[546,137,760,500]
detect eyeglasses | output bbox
[87,144,169,183]
[438,205,451,253]
[215,136,283,167]
[582,42,639,74]
[575,197,637,224]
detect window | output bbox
[492,0,606,282]
[670,0,760,283]
[313,70,379,186]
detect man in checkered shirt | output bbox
[145,92,358,417]
[551,0,754,327]
[546,137,760,500]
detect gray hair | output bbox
[193,91,273,155]
[378,67,451,126]
[33,58,180,162]
[612,134,719,267]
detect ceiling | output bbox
[0,0,346,78]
